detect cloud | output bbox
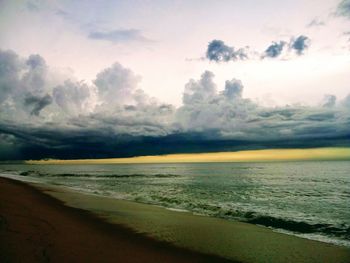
[337,0,350,18]
[290,35,310,55]
[26,1,41,12]
[344,31,350,41]
[24,94,52,116]
[322,94,337,108]
[53,80,91,115]
[0,50,54,118]
[0,50,349,160]
[0,50,22,104]
[55,9,70,18]
[263,41,286,58]
[208,36,310,61]
[88,29,153,43]
[206,40,248,62]
[182,71,217,104]
[94,63,141,106]
[341,94,350,108]
[306,19,326,27]
[176,72,349,145]
[222,79,243,99]
[263,35,310,58]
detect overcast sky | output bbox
[0,0,350,160]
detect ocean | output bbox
[1,161,349,247]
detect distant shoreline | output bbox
[26,147,350,164]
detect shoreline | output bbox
[3,169,349,249]
[0,177,233,263]
[1,176,350,263]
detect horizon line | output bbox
[25,147,350,165]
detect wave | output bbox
[15,169,350,243]
[245,215,350,239]
[18,170,180,179]
[216,209,350,240]
[201,207,350,240]
[136,195,350,241]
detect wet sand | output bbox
[43,184,350,263]
[0,177,232,263]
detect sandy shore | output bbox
[1,177,350,263]
[0,177,232,263]
[43,184,350,263]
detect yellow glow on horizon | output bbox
[26,147,350,165]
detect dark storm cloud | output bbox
[24,94,52,116]
[0,50,349,160]
[206,40,248,62]
[263,41,286,58]
[337,0,350,18]
[88,29,153,43]
[290,35,310,55]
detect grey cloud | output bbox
[26,54,45,69]
[22,54,48,95]
[177,72,257,133]
[322,94,337,108]
[344,31,350,41]
[55,9,70,18]
[290,35,310,55]
[206,40,248,62]
[176,72,349,144]
[263,36,310,58]
[337,0,350,18]
[24,94,52,116]
[341,94,350,108]
[0,50,54,119]
[88,29,153,43]
[307,19,326,27]
[208,36,310,62]
[0,50,349,160]
[0,50,22,103]
[53,80,91,115]
[222,79,243,99]
[26,1,41,12]
[94,63,141,106]
[183,71,217,105]
[264,41,286,58]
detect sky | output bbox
[0,0,350,160]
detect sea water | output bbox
[1,161,349,247]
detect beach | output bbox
[1,176,350,263]
[0,177,232,263]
